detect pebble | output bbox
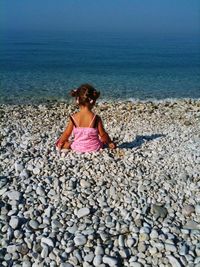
[102,255,118,266]
[52,219,62,229]
[150,229,159,239]
[151,204,168,218]
[60,264,73,267]
[84,252,94,262]
[29,220,39,229]
[33,167,40,175]
[130,263,143,267]
[7,245,17,254]
[41,237,54,247]
[15,162,24,173]
[127,237,136,247]
[20,169,29,179]
[184,220,200,230]
[74,234,87,246]
[65,246,74,253]
[196,244,200,257]
[0,187,7,196]
[41,244,49,258]
[118,235,125,247]
[80,179,91,188]
[149,247,158,255]
[165,243,177,252]
[0,176,7,188]
[93,255,102,266]
[9,216,20,229]
[36,185,45,196]
[182,204,195,216]
[138,242,147,253]
[139,233,149,241]
[7,190,21,201]
[167,255,182,267]
[22,261,32,267]
[77,207,90,218]
[95,245,104,255]
[195,204,200,214]
[67,224,78,234]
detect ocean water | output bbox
[0,31,200,104]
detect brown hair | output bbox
[70,84,100,106]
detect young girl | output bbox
[56,84,116,153]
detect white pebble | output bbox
[41,237,54,247]
[93,255,102,266]
[77,207,90,218]
[103,255,118,266]
[7,190,21,201]
[195,204,200,214]
[167,255,182,267]
[9,216,20,229]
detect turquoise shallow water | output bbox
[0,31,200,104]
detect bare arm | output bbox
[97,116,116,148]
[56,118,73,148]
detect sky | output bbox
[0,0,199,36]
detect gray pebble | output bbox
[77,207,90,218]
[29,219,39,229]
[7,190,21,201]
[130,263,143,267]
[93,255,102,266]
[0,176,7,188]
[41,237,54,247]
[41,244,49,258]
[102,255,118,266]
[9,216,20,229]
[22,261,32,267]
[74,234,87,246]
[182,204,195,216]
[151,204,168,219]
[84,252,94,262]
[15,163,24,173]
[95,245,104,255]
[36,185,45,196]
[195,204,200,214]
[167,255,182,267]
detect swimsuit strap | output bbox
[70,114,97,128]
[70,115,78,127]
[89,115,96,128]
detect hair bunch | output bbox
[70,84,100,105]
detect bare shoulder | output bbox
[95,115,104,127]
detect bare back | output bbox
[72,111,97,128]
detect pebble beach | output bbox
[0,99,200,267]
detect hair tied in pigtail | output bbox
[89,99,94,104]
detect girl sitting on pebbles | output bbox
[56,84,116,153]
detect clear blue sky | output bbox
[0,0,199,35]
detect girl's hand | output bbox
[108,142,116,149]
[56,139,64,150]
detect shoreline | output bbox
[0,100,200,266]
[0,97,200,107]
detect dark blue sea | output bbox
[0,31,200,104]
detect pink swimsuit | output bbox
[70,115,103,153]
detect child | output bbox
[56,84,116,153]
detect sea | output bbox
[0,31,200,104]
